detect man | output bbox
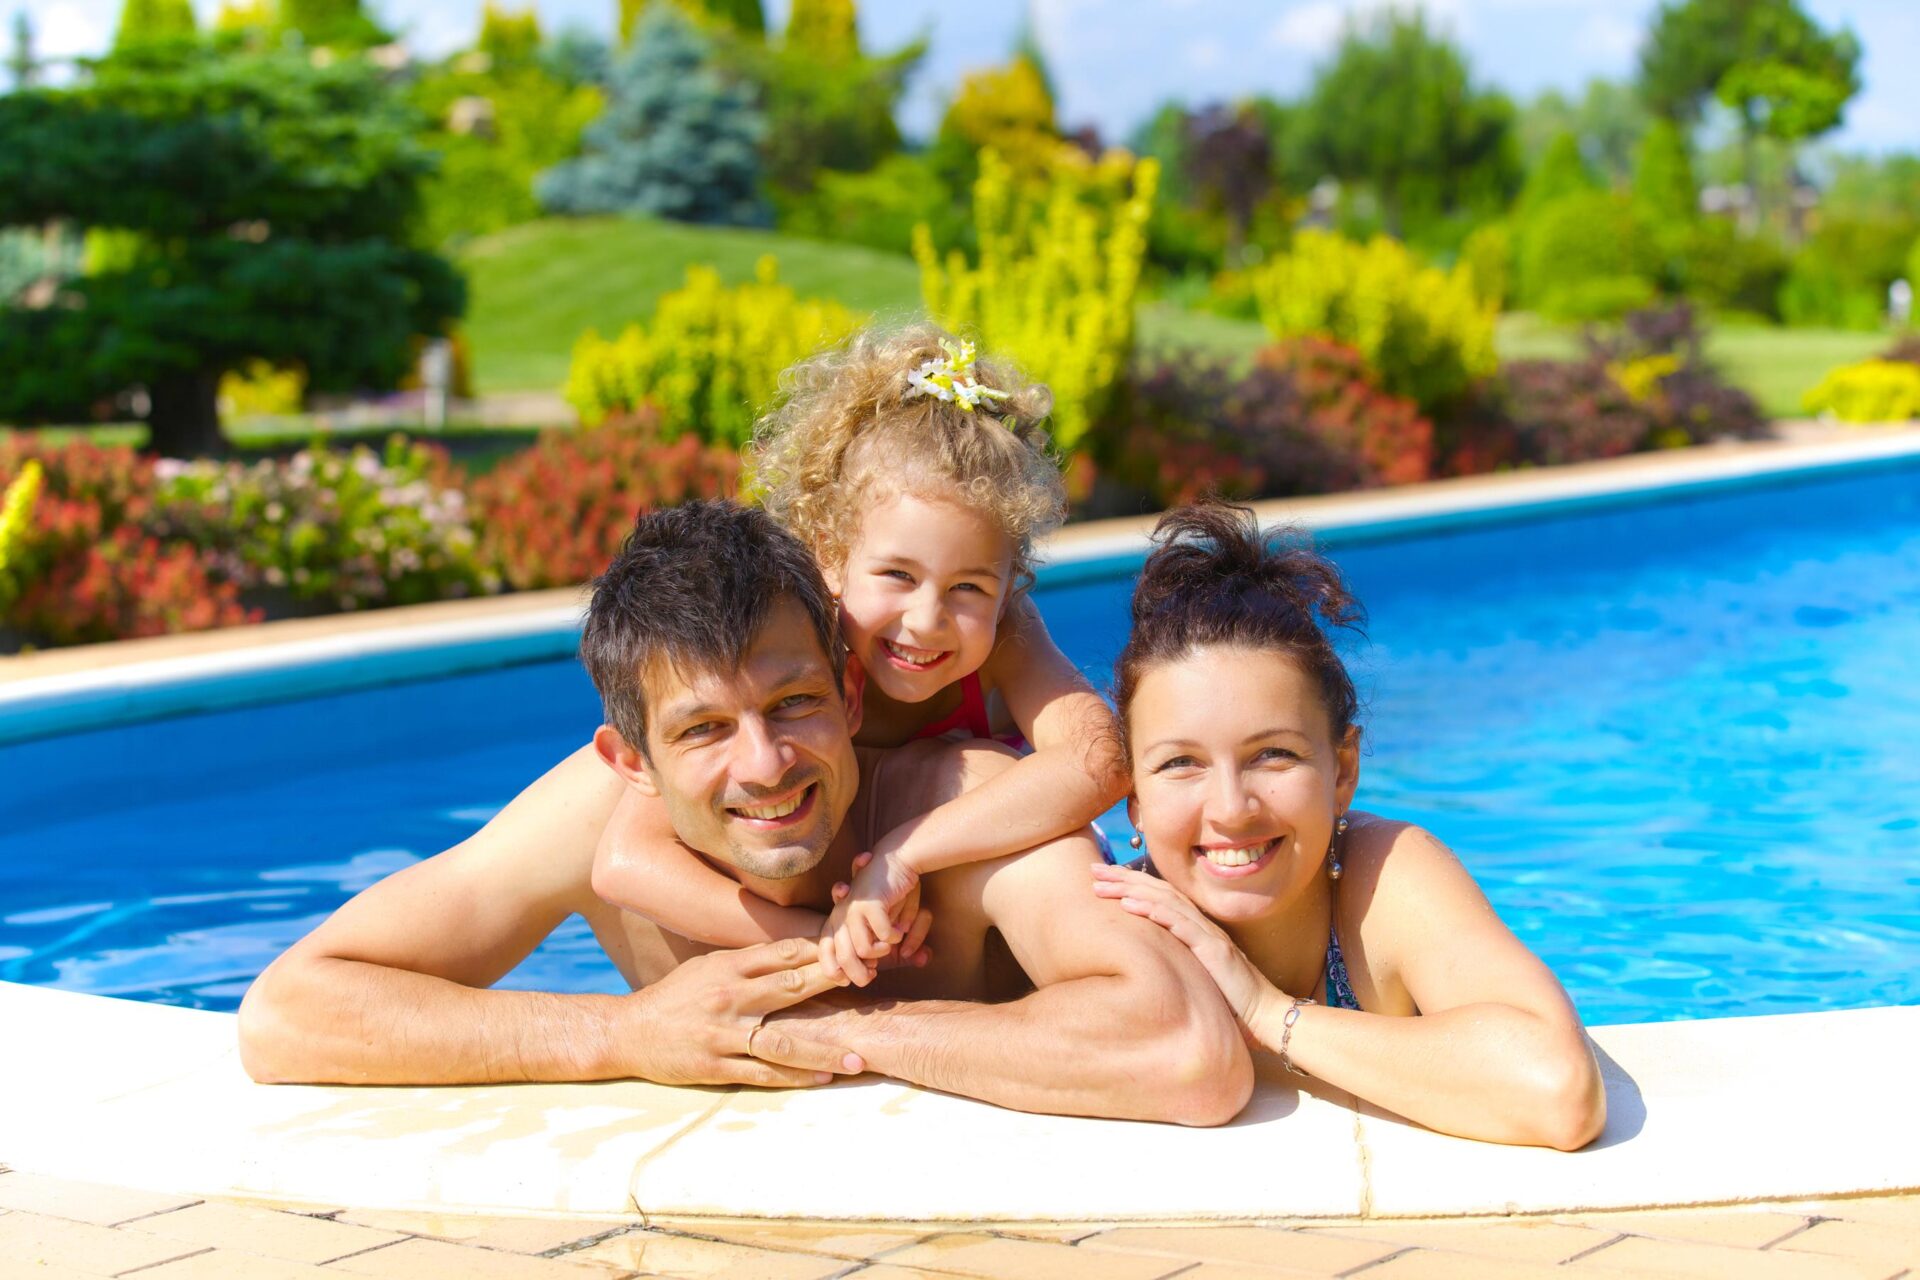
[239,501,1251,1125]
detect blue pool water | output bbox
[4,461,1918,1025]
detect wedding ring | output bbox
[745,1017,767,1058]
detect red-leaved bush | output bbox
[0,435,256,647]
[1252,338,1435,488]
[467,412,742,590]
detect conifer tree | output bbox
[112,0,197,51]
[278,0,388,49]
[785,0,856,59]
[478,2,543,66]
[540,6,766,225]
[619,0,764,45]
[1632,118,1698,229]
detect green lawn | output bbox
[460,217,1891,420]
[461,217,925,394]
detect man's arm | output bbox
[238,746,858,1088]
[783,839,1252,1125]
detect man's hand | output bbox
[819,852,932,987]
[619,938,866,1087]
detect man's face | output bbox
[638,599,859,881]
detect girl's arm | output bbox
[887,596,1127,870]
[1093,823,1607,1151]
[823,599,1128,979]
[592,787,828,947]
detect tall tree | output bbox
[539,6,766,225]
[278,0,391,49]
[6,12,35,90]
[1632,117,1698,229]
[1297,8,1517,237]
[478,2,543,66]
[620,0,764,45]
[0,46,464,456]
[112,0,196,51]
[1517,130,1598,218]
[785,0,857,60]
[1638,0,1858,222]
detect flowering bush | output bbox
[151,436,497,611]
[1100,340,1433,512]
[0,435,256,647]
[563,258,860,447]
[1801,360,1920,423]
[467,411,741,590]
[1249,230,1496,413]
[916,147,1158,453]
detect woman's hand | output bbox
[1091,863,1285,1036]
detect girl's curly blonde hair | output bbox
[748,325,1067,589]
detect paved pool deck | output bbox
[7,424,1920,1275]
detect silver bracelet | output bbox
[1279,997,1316,1077]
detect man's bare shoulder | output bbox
[859,739,1021,844]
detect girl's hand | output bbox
[820,851,923,987]
[1091,863,1285,1034]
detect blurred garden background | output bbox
[3,0,1918,649]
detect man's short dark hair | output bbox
[582,499,844,755]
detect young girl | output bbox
[593,327,1128,982]
[1092,502,1606,1148]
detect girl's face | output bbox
[1127,644,1359,926]
[826,489,1015,705]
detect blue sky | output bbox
[23,0,1920,153]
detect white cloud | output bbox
[33,0,114,60]
[1267,0,1469,56]
[1575,10,1641,62]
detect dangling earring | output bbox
[1327,815,1348,881]
[1128,832,1143,850]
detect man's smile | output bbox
[725,781,819,829]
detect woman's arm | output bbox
[1095,823,1606,1151]
[592,787,828,946]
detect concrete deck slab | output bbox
[5,984,1915,1224]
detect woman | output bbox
[1092,502,1607,1150]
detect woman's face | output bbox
[825,489,1014,706]
[1128,644,1360,925]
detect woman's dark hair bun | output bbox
[1134,501,1364,636]
[1114,499,1366,759]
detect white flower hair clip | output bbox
[905,340,1010,413]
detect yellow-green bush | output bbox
[218,360,307,417]
[914,147,1158,452]
[1457,221,1512,312]
[1801,359,1920,424]
[563,257,861,447]
[1250,229,1497,411]
[0,459,42,606]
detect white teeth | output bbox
[1201,842,1272,868]
[734,790,807,821]
[882,639,944,665]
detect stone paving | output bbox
[2,1166,1915,1279]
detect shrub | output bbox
[0,459,42,610]
[1674,221,1789,319]
[467,411,741,589]
[1457,220,1512,311]
[916,147,1158,453]
[1801,359,1920,423]
[1516,190,1660,322]
[0,435,257,646]
[150,436,497,611]
[1591,303,1765,444]
[563,257,861,446]
[773,152,960,257]
[1502,359,1656,464]
[1253,339,1434,487]
[218,360,307,418]
[1778,214,1917,330]
[1101,354,1264,510]
[1248,229,1496,412]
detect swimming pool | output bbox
[4,457,1918,1025]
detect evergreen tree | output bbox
[6,12,35,90]
[1633,118,1698,229]
[0,46,463,455]
[112,0,197,51]
[785,0,856,60]
[538,6,766,225]
[478,2,543,67]
[1517,131,1598,216]
[279,0,390,50]
[1296,9,1518,237]
[620,0,764,45]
